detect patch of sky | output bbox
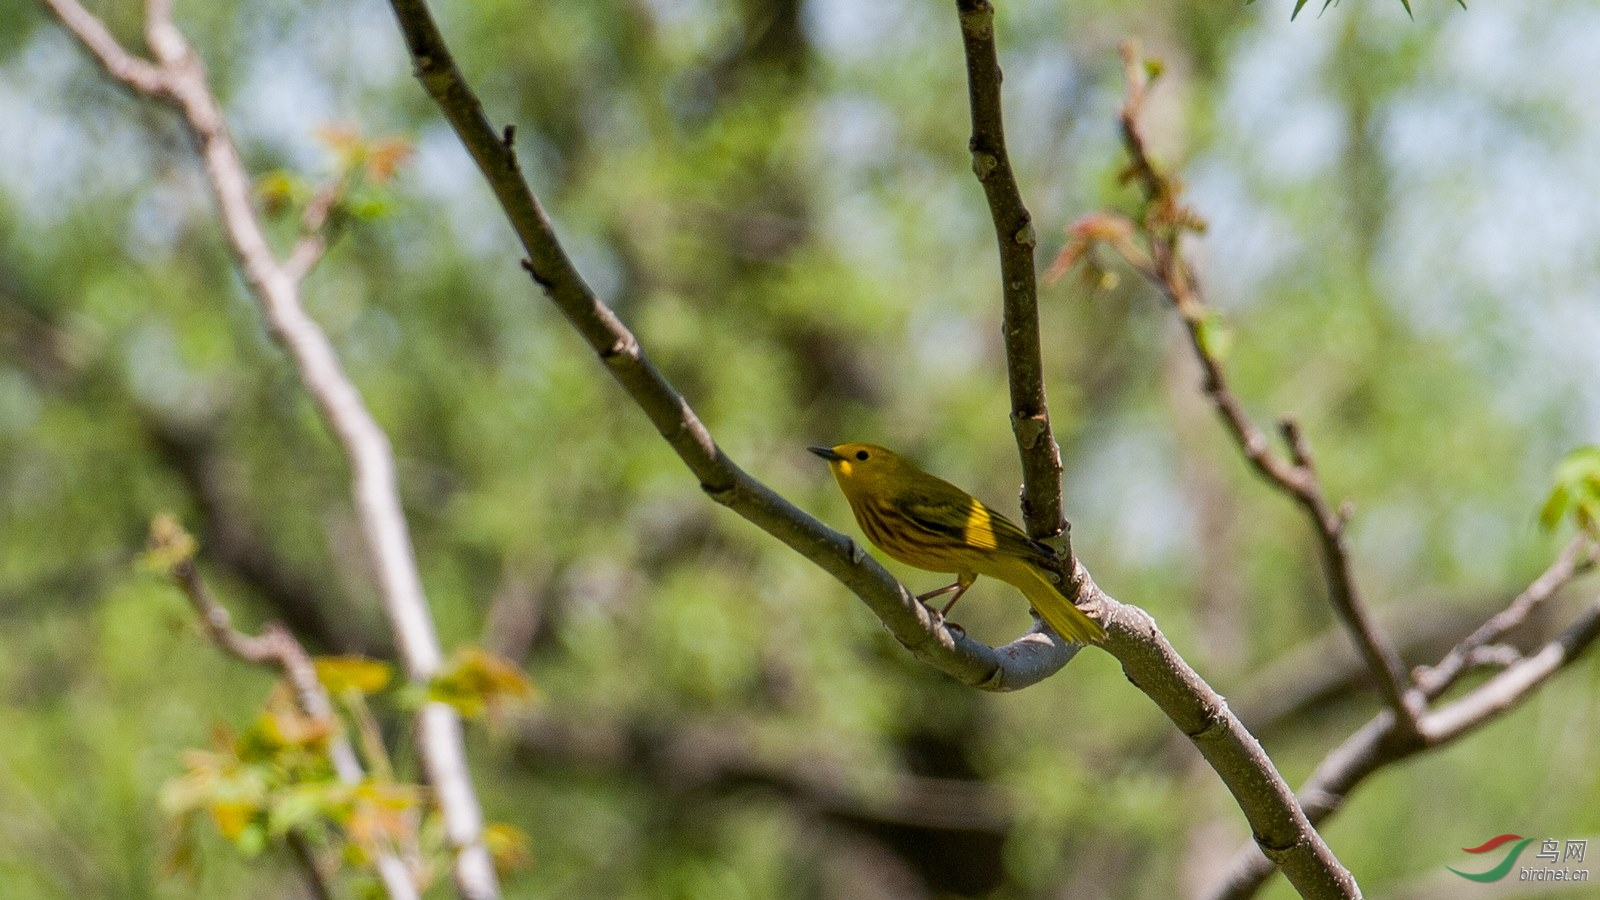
[123,173,207,263]
[0,32,155,230]
[1069,419,1194,567]
[1184,161,1302,312]
[1213,18,1343,187]
[803,0,938,65]
[230,43,339,170]
[1375,4,1600,433]
[407,124,515,262]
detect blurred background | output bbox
[2,0,1599,897]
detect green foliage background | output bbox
[2,0,1598,897]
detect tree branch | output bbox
[149,517,419,900]
[381,4,1358,895]
[1207,562,1600,900]
[284,172,348,285]
[1222,602,1497,739]
[142,414,386,655]
[39,0,166,93]
[1111,42,1420,735]
[1099,48,1600,898]
[1414,534,1598,698]
[382,0,1079,692]
[286,831,336,900]
[39,2,498,896]
[954,0,1065,543]
[1088,568,1356,898]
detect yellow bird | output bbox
[810,442,1104,644]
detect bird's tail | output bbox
[1004,561,1106,645]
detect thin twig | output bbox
[953,0,1065,545]
[152,519,419,900]
[1414,534,1598,698]
[1113,41,1420,734]
[381,3,1360,895]
[39,1,498,896]
[1222,603,1495,738]
[1207,583,1600,900]
[1099,42,1600,898]
[1418,593,1600,742]
[142,414,382,654]
[284,176,347,284]
[41,0,166,93]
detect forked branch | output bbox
[382,3,1357,895]
[1210,570,1600,900]
[383,0,1081,693]
[1053,43,1600,899]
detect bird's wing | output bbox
[890,487,973,545]
[971,501,1058,563]
[895,488,1055,564]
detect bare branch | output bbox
[1419,593,1600,741]
[1101,44,1600,899]
[953,0,1064,543]
[38,0,166,94]
[1113,41,1420,734]
[381,4,1358,895]
[1225,603,1495,738]
[150,518,419,900]
[1208,582,1600,900]
[1414,534,1598,698]
[40,2,498,896]
[1089,570,1357,898]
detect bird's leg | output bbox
[916,574,977,618]
[934,570,972,611]
[915,581,962,603]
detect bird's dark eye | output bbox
[855,450,869,461]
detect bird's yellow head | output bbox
[807,442,911,497]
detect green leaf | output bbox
[267,784,331,838]
[483,822,532,875]
[1541,445,1600,533]
[343,189,395,222]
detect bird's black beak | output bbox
[808,445,844,461]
